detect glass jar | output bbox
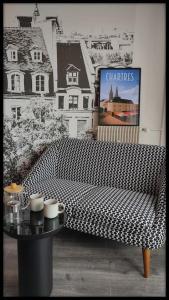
[3,183,29,223]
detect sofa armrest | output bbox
[143,169,166,249]
[22,141,60,188]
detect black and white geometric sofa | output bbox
[23,138,166,278]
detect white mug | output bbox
[44,199,65,219]
[30,193,44,212]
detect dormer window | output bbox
[67,72,78,85]
[10,50,17,61]
[30,46,42,62]
[34,51,41,61]
[6,45,18,62]
[66,64,80,86]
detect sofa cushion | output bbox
[64,185,158,248]
[69,185,157,228]
[24,177,96,214]
[56,138,165,195]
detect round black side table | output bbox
[3,208,66,297]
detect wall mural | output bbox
[3,3,135,185]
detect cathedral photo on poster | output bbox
[99,68,141,126]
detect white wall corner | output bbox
[133,4,165,145]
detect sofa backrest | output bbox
[56,138,166,195]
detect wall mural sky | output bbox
[4,3,136,35]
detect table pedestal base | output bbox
[17,237,53,297]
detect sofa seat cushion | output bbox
[24,177,158,247]
[24,178,157,229]
[24,177,97,213]
[69,185,157,228]
[64,185,157,248]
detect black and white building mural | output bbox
[3,3,135,184]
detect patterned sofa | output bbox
[23,138,166,278]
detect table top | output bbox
[3,208,66,240]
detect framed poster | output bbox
[99,68,141,126]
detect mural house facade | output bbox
[4,17,54,123]
[56,42,94,138]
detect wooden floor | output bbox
[3,228,166,297]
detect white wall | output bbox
[132,4,166,145]
[160,96,166,145]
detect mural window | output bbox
[83,96,89,109]
[36,75,45,92]
[7,71,24,93]
[7,50,18,62]
[69,95,78,109]
[58,96,64,109]
[11,50,17,61]
[106,42,112,50]
[96,43,103,50]
[31,50,42,62]
[11,106,21,120]
[67,72,79,85]
[32,73,49,94]
[11,74,21,92]
[34,51,41,61]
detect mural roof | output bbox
[57,43,90,89]
[4,27,52,73]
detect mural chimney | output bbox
[41,17,60,91]
[33,3,40,24]
[17,16,32,27]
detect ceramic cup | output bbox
[30,193,44,212]
[43,199,65,219]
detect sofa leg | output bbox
[142,248,151,278]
